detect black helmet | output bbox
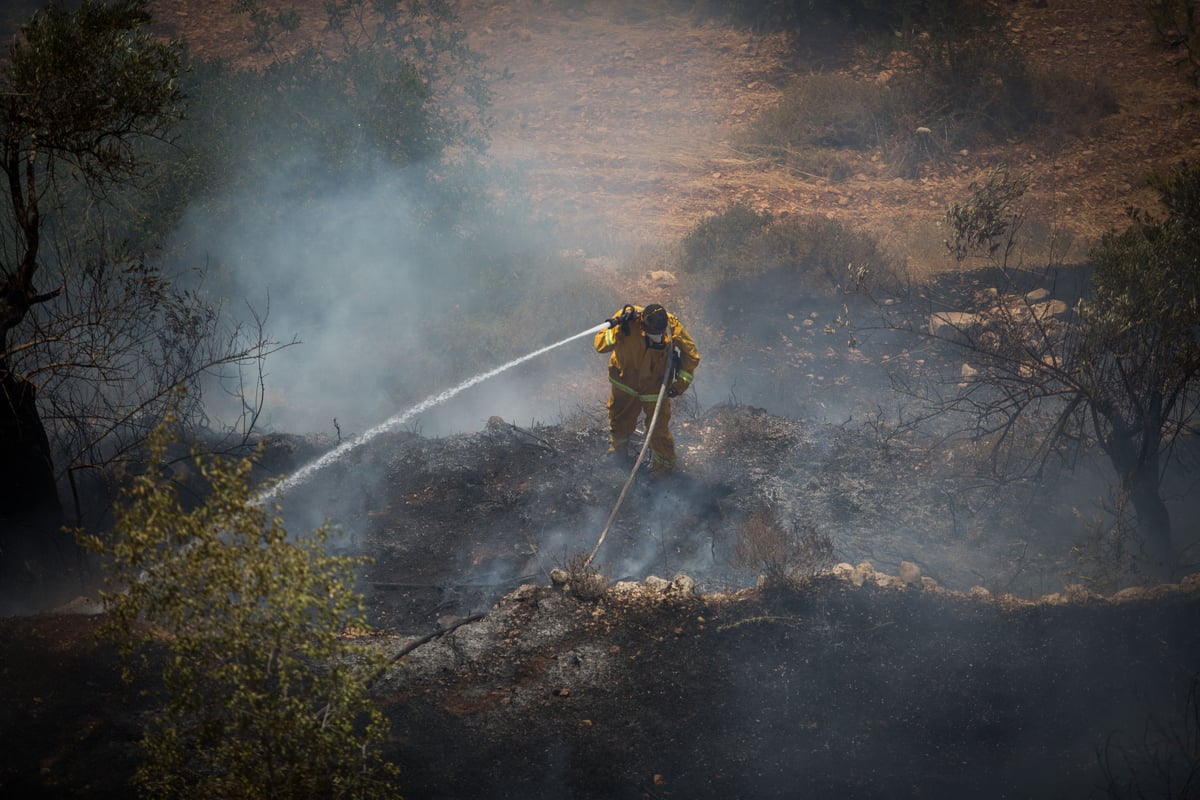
[641,303,668,334]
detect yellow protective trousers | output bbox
[607,382,675,471]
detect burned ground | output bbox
[4,566,1200,799]
[258,396,1083,637]
[377,577,1200,799]
[3,385,1200,798]
[4,274,1197,798]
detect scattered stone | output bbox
[668,574,696,598]
[1062,584,1099,603]
[508,584,539,602]
[875,573,906,590]
[645,270,677,288]
[644,575,671,592]
[1112,586,1147,602]
[1030,299,1068,320]
[51,596,104,615]
[928,311,983,343]
[831,562,855,582]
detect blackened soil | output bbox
[6,576,1198,799]
[261,402,1091,638]
[372,577,1200,800]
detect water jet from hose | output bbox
[260,321,610,503]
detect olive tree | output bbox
[891,164,1200,580]
[0,1,282,580]
[80,422,399,799]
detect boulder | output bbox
[929,311,984,343]
[646,270,677,289]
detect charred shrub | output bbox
[735,511,833,590]
[558,553,610,601]
[1069,501,1145,595]
[1098,672,1200,798]
[756,214,889,293]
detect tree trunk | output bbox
[1120,461,1174,580]
[1103,419,1174,579]
[0,371,63,587]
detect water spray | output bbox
[259,321,611,504]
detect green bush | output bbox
[1144,0,1200,86]
[80,424,399,800]
[681,203,774,276]
[725,0,1119,177]
[1029,68,1119,138]
[681,206,889,292]
[738,73,891,178]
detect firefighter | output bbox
[595,302,700,475]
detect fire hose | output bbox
[584,344,679,569]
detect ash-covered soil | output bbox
[4,568,1200,799]
[260,399,1082,636]
[378,576,1200,800]
[3,402,1200,799]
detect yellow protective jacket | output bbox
[594,306,700,400]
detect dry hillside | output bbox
[146,0,1200,266]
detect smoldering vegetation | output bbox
[259,379,1152,635]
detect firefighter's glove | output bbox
[610,305,637,335]
[668,380,687,398]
